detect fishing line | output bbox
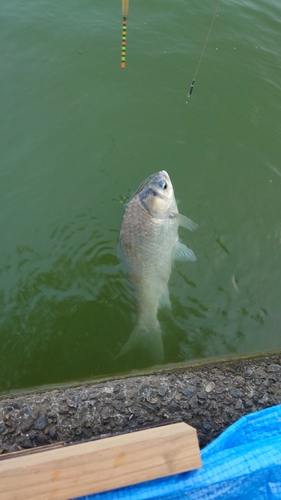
[187,0,221,97]
[121,0,129,68]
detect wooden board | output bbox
[0,422,201,500]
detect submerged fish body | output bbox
[118,170,197,362]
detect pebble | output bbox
[268,364,281,372]
[10,402,21,410]
[17,437,32,449]
[58,406,69,415]
[228,388,243,398]
[205,382,215,393]
[197,390,207,400]
[22,418,34,432]
[101,409,110,420]
[48,426,57,438]
[33,414,47,431]
[34,433,49,446]
[183,386,196,398]
[89,391,100,400]
[157,385,168,396]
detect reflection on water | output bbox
[0,203,274,394]
[1,0,281,393]
[0,213,129,393]
[0,203,271,394]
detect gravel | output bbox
[0,354,281,455]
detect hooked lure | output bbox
[121,0,129,68]
[187,0,221,98]
[188,79,195,97]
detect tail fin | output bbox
[116,323,164,364]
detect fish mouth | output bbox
[160,170,170,180]
[132,171,171,200]
[138,170,174,218]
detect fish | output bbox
[118,170,198,363]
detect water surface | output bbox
[1,0,281,394]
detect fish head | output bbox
[138,170,176,217]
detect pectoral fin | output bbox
[173,241,197,262]
[170,213,198,231]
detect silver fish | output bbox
[118,170,198,362]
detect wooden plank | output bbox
[0,422,201,500]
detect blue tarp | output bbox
[76,404,281,500]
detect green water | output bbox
[1,0,281,394]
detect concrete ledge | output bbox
[0,353,281,454]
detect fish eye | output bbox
[158,180,168,190]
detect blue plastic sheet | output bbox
[76,404,281,500]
